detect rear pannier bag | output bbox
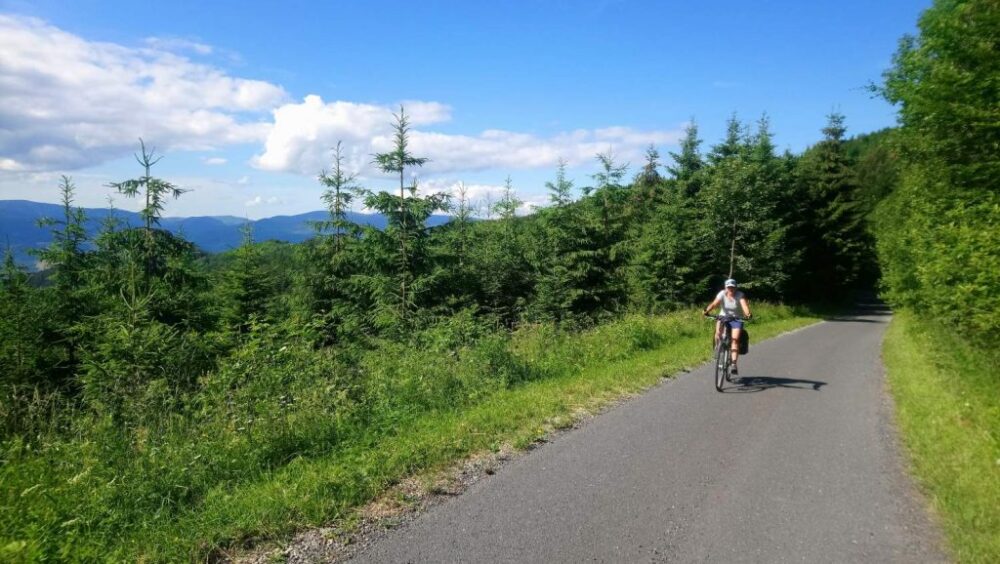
[739,330,750,355]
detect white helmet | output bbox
[724,278,737,288]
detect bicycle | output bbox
[705,314,749,392]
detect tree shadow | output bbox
[824,301,892,323]
[723,375,828,393]
[824,317,887,323]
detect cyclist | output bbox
[703,278,752,376]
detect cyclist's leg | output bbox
[730,325,742,366]
[714,320,722,348]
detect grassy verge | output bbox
[1,305,818,561]
[883,310,1000,563]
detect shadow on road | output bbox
[723,375,828,393]
[824,299,892,323]
[824,317,887,323]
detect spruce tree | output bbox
[546,159,574,206]
[364,106,450,326]
[32,176,89,379]
[317,141,363,252]
[589,148,629,311]
[707,114,745,165]
[802,112,869,294]
[533,162,611,325]
[107,139,188,279]
[220,223,274,336]
[669,121,704,179]
[301,141,366,341]
[636,144,663,188]
[464,177,530,326]
[0,248,54,394]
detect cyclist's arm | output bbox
[703,297,721,315]
[740,297,752,319]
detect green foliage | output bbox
[879,0,1000,188]
[77,262,217,424]
[874,0,1000,340]
[0,251,60,405]
[876,182,999,335]
[627,187,705,311]
[531,161,624,325]
[846,129,901,216]
[696,115,796,297]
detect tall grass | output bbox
[883,310,1000,563]
[1,304,815,561]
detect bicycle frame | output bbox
[708,314,742,392]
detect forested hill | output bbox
[0,200,450,266]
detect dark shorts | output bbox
[725,320,744,330]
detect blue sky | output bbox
[0,0,930,218]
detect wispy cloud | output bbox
[144,36,213,55]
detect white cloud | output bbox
[245,195,281,207]
[415,178,545,217]
[202,156,228,165]
[0,15,286,173]
[253,95,683,177]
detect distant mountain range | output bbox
[0,200,452,268]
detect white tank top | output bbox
[716,290,744,317]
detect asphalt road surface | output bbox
[349,308,948,563]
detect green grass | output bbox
[883,310,1000,563]
[1,304,818,562]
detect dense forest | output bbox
[1,0,996,559]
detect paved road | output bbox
[349,308,948,563]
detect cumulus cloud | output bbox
[0,15,286,172]
[253,95,683,177]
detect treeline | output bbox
[1,110,882,429]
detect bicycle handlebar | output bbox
[704,313,753,322]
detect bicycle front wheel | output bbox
[714,342,727,392]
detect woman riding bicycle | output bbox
[703,278,752,376]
